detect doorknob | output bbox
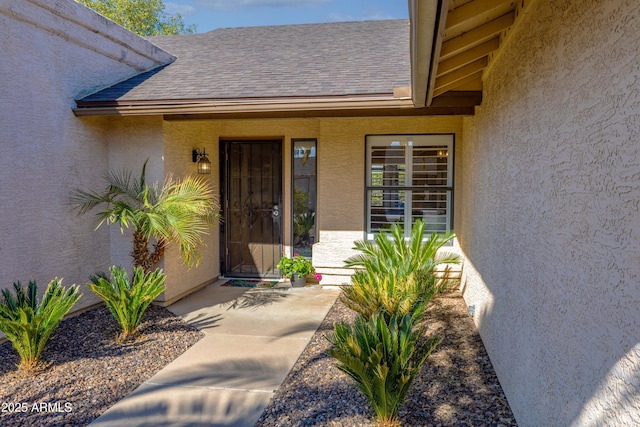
[272,205,280,218]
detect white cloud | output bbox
[165,2,197,15]
[197,0,330,11]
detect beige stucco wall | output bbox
[109,116,464,298]
[0,0,172,312]
[314,117,464,283]
[457,0,640,425]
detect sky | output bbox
[165,0,409,33]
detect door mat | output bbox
[222,279,280,288]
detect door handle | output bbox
[272,205,280,218]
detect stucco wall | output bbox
[126,116,464,292]
[314,116,463,283]
[106,116,165,274]
[0,0,172,312]
[458,0,640,425]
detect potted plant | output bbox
[277,253,315,287]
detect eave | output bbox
[73,92,481,118]
[413,0,531,108]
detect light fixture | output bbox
[192,148,211,174]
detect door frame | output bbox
[219,139,283,278]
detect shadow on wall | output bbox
[461,252,640,427]
[572,344,640,426]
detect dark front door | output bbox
[221,140,282,277]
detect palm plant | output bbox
[88,265,166,341]
[0,279,81,375]
[71,160,219,272]
[341,273,424,323]
[326,309,441,427]
[293,210,316,245]
[342,220,460,321]
[344,219,459,280]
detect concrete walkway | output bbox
[91,280,341,427]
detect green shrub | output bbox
[341,273,422,323]
[0,279,81,374]
[345,219,459,280]
[88,265,165,341]
[342,220,459,322]
[327,309,441,426]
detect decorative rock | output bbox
[255,290,518,426]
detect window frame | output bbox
[291,138,317,257]
[364,134,454,239]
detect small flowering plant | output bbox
[277,253,314,278]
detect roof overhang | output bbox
[409,0,448,107]
[74,94,413,116]
[74,91,481,118]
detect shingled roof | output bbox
[80,19,410,103]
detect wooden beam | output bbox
[162,104,480,120]
[445,0,515,39]
[433,59,486,96]
[437,37,499,77]
[433,71,483,97]
[430,91,482,107]
[440,11,514,60]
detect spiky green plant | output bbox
[88,265,166,341]
[0,279,81,374]
[341,273,424,323]
[327,309,441,427]
[345,219,459,280]
[71,160,219,272]
[342,220,460,322]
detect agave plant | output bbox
[71,160,219,272]
[88,265,166,341]
[327,309,441,427]
[0,279,81,374]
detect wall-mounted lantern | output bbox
[192,148,211,174]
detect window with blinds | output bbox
[366,134,453,239]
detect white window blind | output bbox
[366,134,453,239]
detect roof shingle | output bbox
[80,19,410,102]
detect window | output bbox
[366,134,453,239]
[292,139,317,257]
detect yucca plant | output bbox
[0,279,81,375]
[88,265,166,341]
[327,309,441,427]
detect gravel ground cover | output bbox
[256,290,518,427]
[0,305,204,427]
[1,288,516,427]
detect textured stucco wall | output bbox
[131,116,464,291]
[0,0,172,312]
[458,0,640,425]
[313,116,463,283]
[106,116,165,274]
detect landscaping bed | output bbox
[0,305,203,427]
[0,288,517,426]
[257,290,518,426]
